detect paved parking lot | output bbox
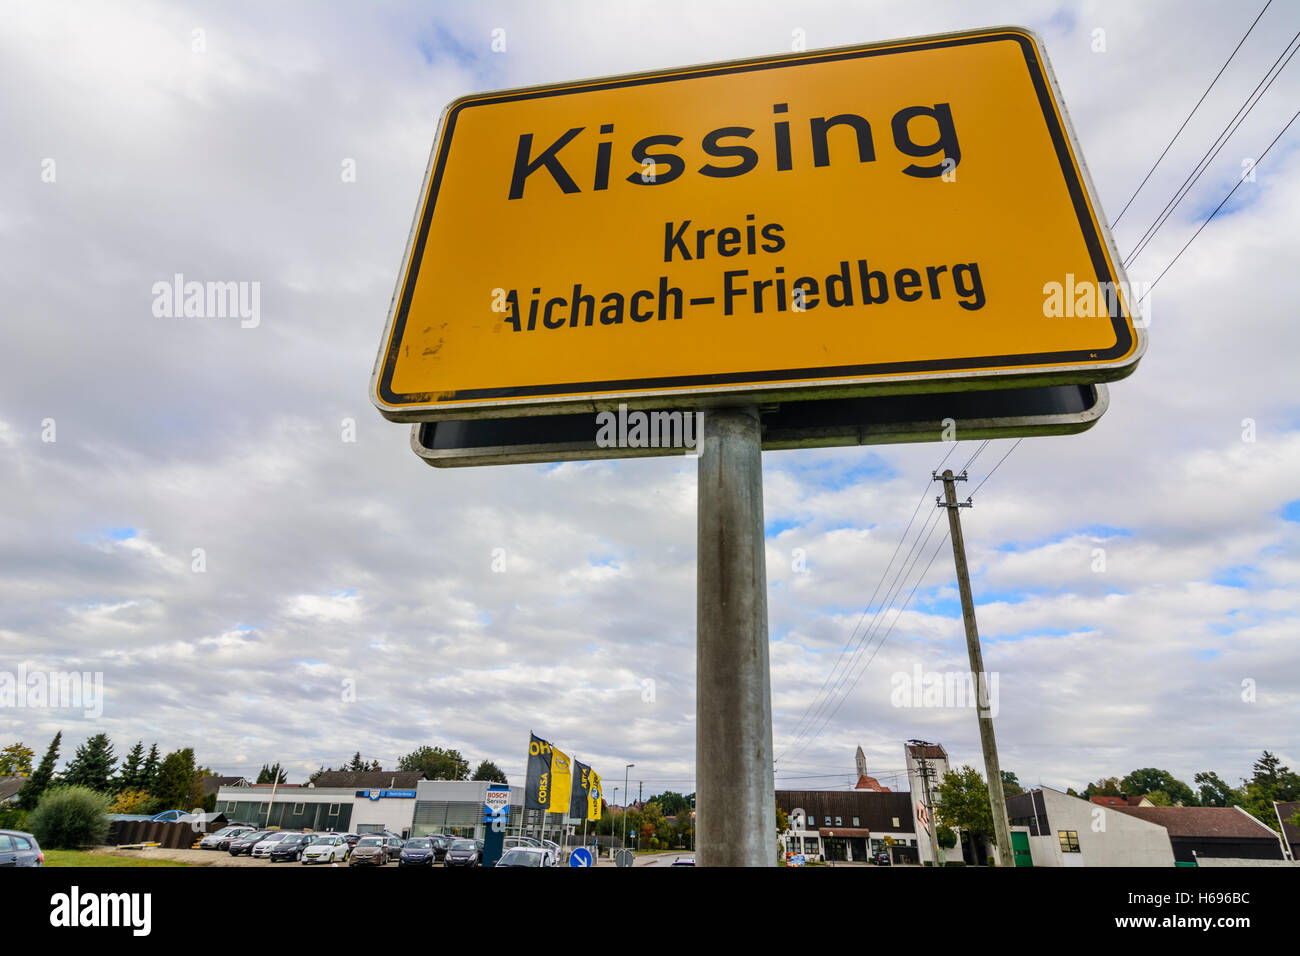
[91,846,684,867]
[95,847,413,867]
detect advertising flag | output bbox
[587,769,603,821]
[548,746,573,814]
[570,761,592,819]
[525,733,553,811]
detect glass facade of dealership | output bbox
[216,780,532,841]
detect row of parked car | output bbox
[199,825,563,867]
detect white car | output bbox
[251,831,296,859]
[301,834,350,864]
[496,847,556,868]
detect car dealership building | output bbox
[215,772,527,840]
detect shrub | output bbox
[109,789,151,814]
[0,806,30,831]
[28,785,111,848]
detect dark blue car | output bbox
[0,830,44,866]
[399,837,438,866]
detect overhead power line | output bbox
[1138,103,1300,303]
[778,442,962,754]
[1125,28,1300,266]
[1112,0,1276,227]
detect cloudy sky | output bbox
[1,0,1296,800]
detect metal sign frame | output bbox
[372,26,1144,423]
[410,384,1107,468]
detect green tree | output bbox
[0,742,35,776]
[116,741,146,792]
[1238,751,1300,825]
[1120,768,1197,806]
[1083,776,1122,798]
[140,743,161,792]
[256,762,287,784]
[16,731,62,810]
[345,752,380,772]
[63,734,117,793]
[399,745,469,781]
[775,802,789,834]
[655,790,692,816]
[1001,771,1025,796]
[471,759,508,783]
[149,748,204,812]
[934,765,997,864]
[29,785,111,849]
[1193,771,1241,807]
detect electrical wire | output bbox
[1112,0,1275,227]
[1137,103,1300,303]
[1124,28,1300,266]
[968,439,1023,500]
[777,443,962,755]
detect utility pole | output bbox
[935,468,1013,865]
[909,738,941,867]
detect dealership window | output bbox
[328,803,340,815]
[835,817,842,827]
[852,817,859,827]
[292,802,304,814]
[1059,831,1081,853]
[258,803,268,814]
[892,817,900,827]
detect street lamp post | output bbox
[622,764,634,850]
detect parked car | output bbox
[228,830,274,856]
[872,851,891,866]
[251,831,298,859]
[349,835,402,866]
[495,847,555,868]
[198,825,255,850]
[337,832,361,848]
[399,837,441,866]
[444,838,481,868]
[302,834,350,865]
[0,830,44,867]
[670,855,695,866]
[269,832,318,862]
[428,834,452,860]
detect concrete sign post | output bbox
[695,407,776,866]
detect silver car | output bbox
[250,831,297,859]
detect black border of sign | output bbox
[377,30,1133,408]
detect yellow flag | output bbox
[547,747,572,813]
[587,770,603,821]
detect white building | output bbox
[904,742,963,865]
[1006,786,1175,866]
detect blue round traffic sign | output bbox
[569,847,593,867]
